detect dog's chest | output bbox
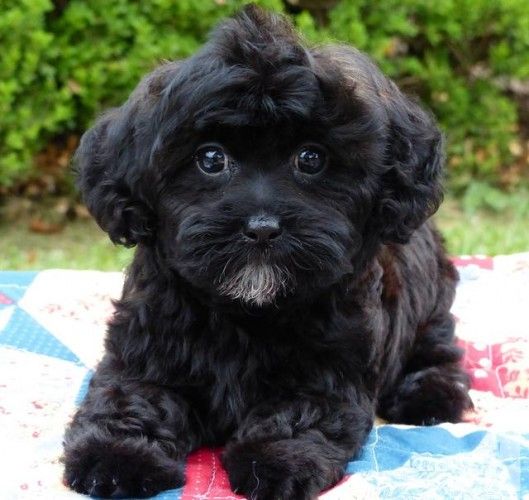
[183,320,357,437]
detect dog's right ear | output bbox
[74,71,168,247]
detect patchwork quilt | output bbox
[1,253,529,499]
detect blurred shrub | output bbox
[0,0,282,189]
[1,0,528,193]
[296,0,529,192]
[0,0,72,187]
[50,0,282,130]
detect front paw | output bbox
[222,439,344,500]
[63,426,184,498]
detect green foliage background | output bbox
[1,0,528,192]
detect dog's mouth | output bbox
[215,262,294,306]
[173,208,358,306]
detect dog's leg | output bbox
[378,313,473,425]
[222,398,374,500]
[63,363,198,498]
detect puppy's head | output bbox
[76,5,443,306]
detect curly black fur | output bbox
[63,6,472,499]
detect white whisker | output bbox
[217,263,292,306]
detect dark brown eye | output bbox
[195,146,228,174]
[295,146,327,175]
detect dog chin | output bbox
[216,263,292,306]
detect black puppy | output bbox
[63,5,472,499]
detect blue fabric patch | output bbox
[0,271,37,302]
[0,271,38,286]
[75,369,94,405]
[0,307,81,363]
[347,425,487,474]
[500,435,529,494]
[153,488,183,499]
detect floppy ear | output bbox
[74,74,165,247]
[377,83,444,244]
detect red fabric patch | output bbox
[182,448,244,500]
[181,449,353,499]
[451,256,494,270]
[459,337,529,398]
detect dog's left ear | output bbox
[377,82,444,243]
[74,66,177,247]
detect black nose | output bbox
[244,214,282,242]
